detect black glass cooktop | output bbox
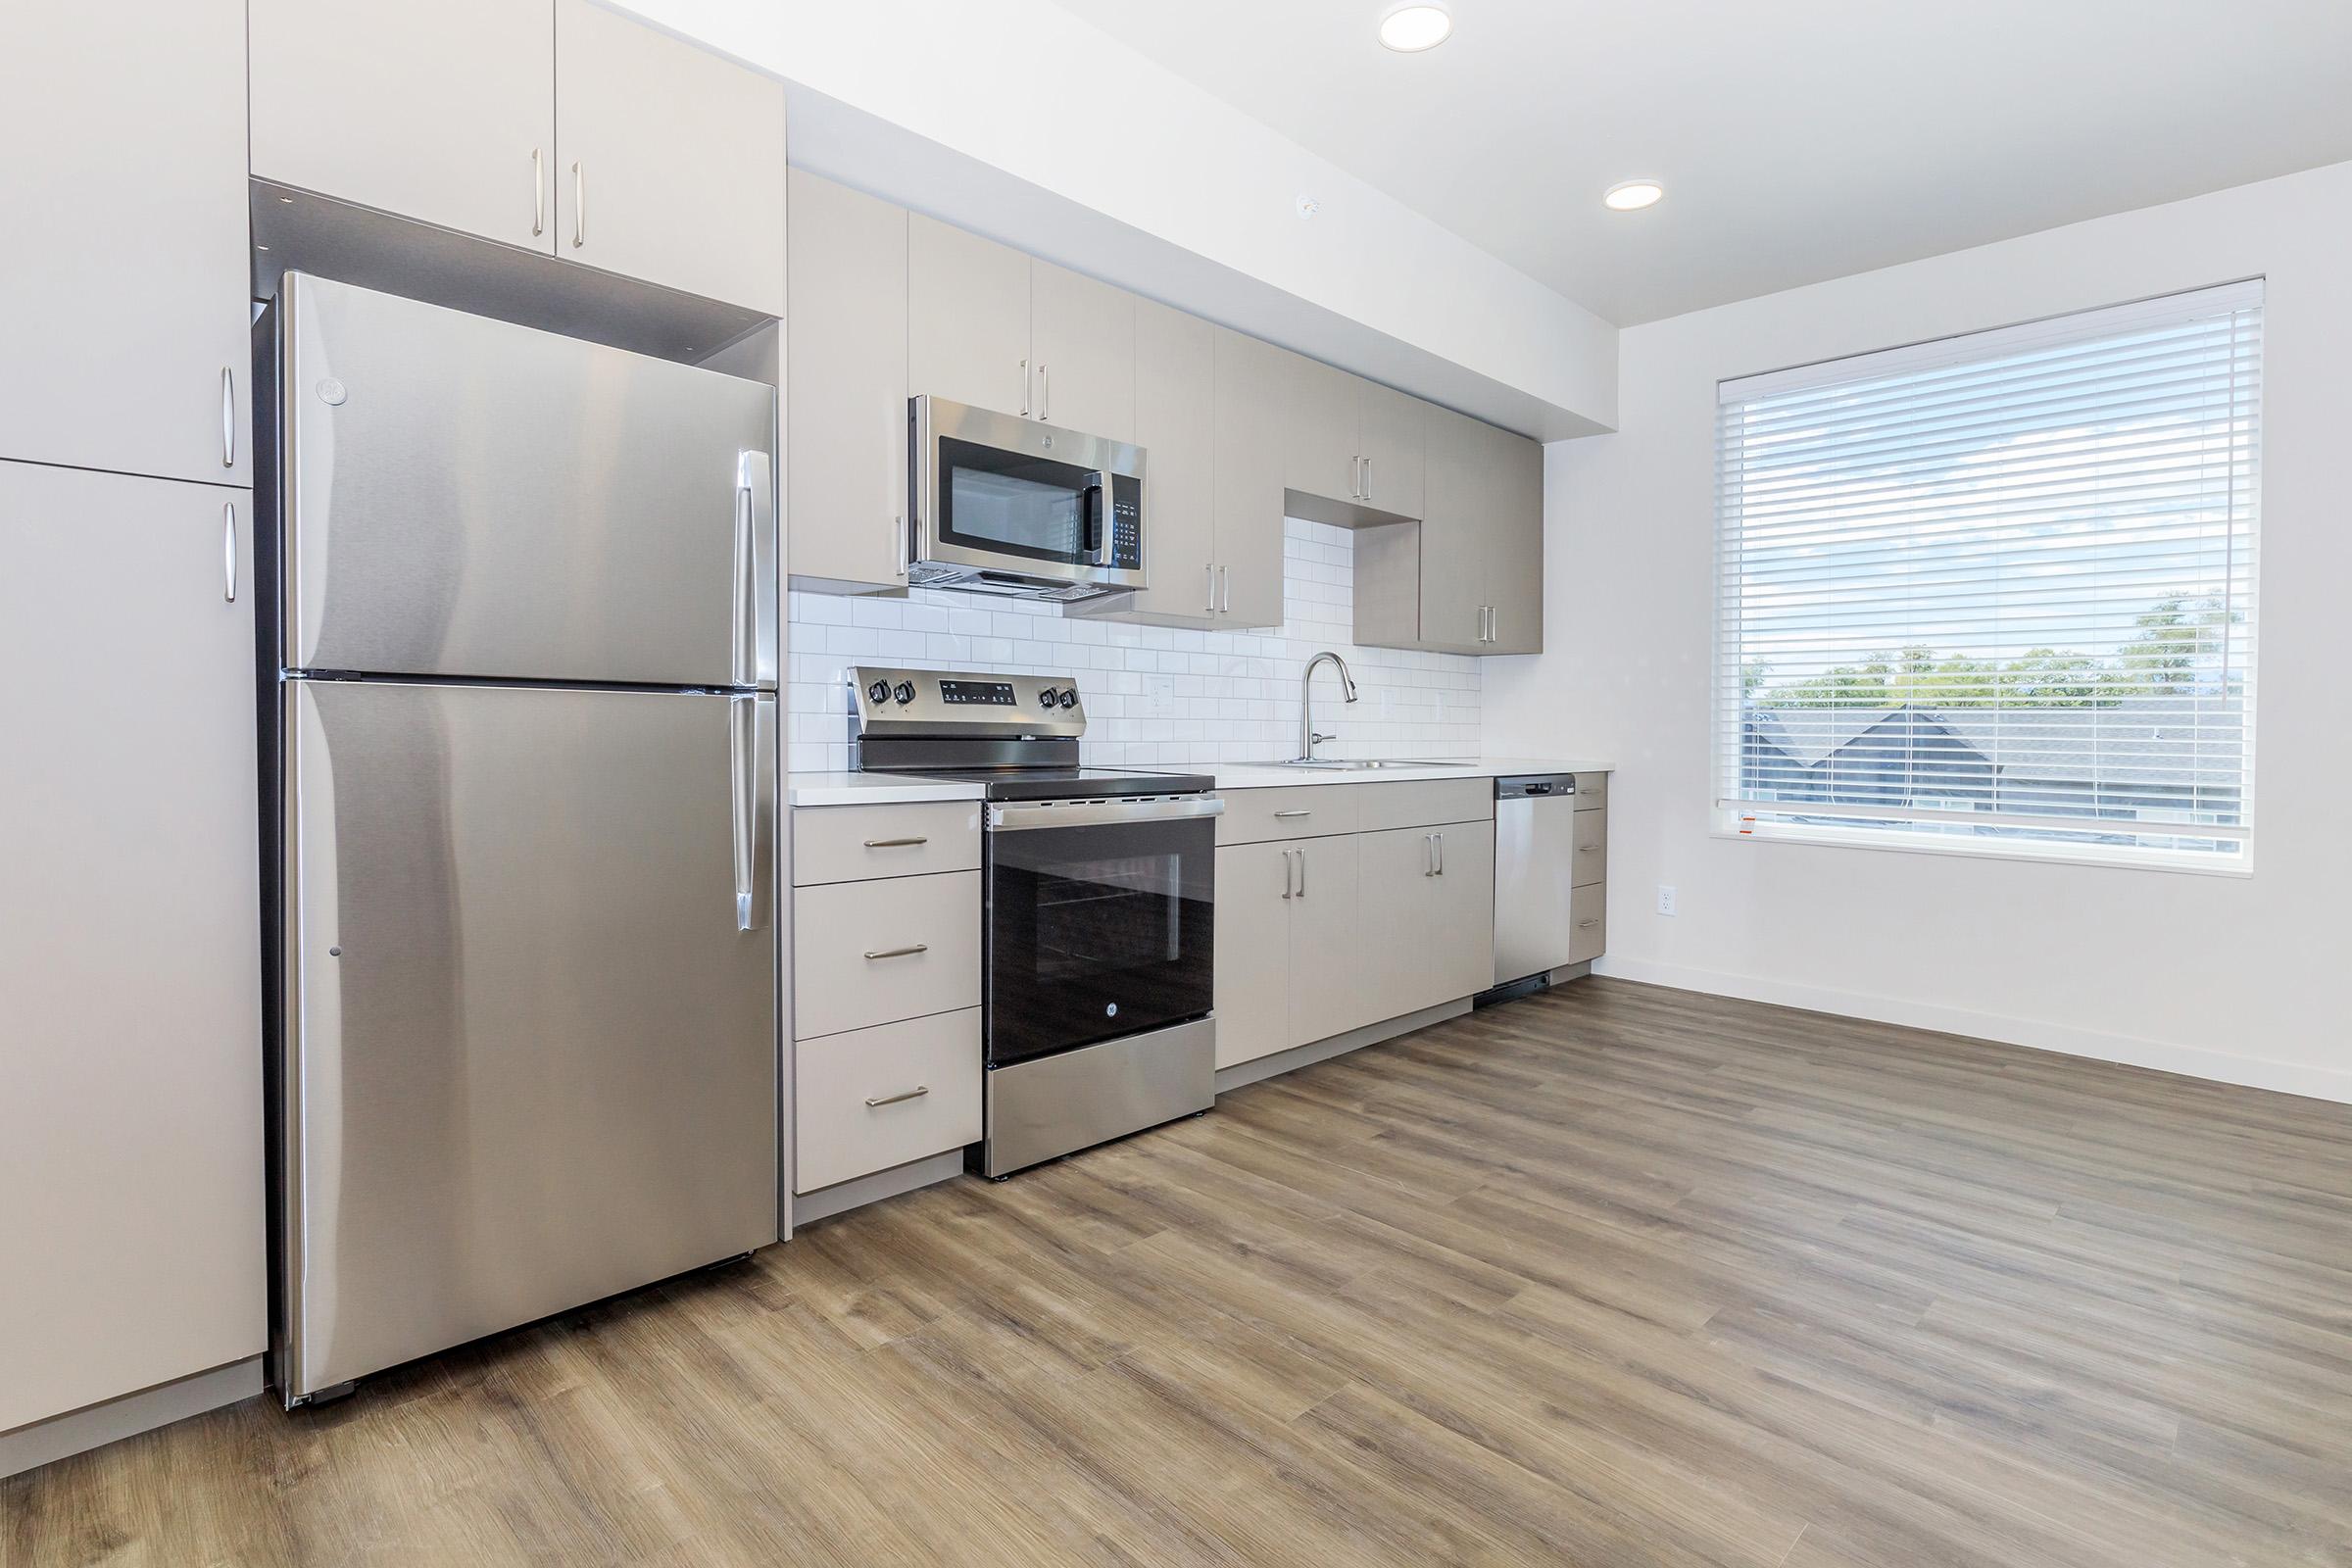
[897,765,1213,803]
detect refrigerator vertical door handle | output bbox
[729,695,776,932]
[222,501,237,603]
[734,450,778,687]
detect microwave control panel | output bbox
[1106,474,1143,569]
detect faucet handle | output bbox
[1310,732,1338,745]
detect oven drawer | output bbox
[1216,785,1360,845]
[793,801,983,886]
[794,1008,982,1193]
[793,871,982,1040]
[1354,778,1493,834]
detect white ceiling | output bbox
[1051,0,2352,325]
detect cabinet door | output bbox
[554,0,786,313]
[1286,836,1368,1049]
[1352,826,1443,1025]
[1283,352,1361,504]
[1212,328,1291,628]
[1121,301,1218,623]
[0,464,263,1432]
[1425,822,1497,1002]
[1484,427,1544,654]
[786,171,909,593]
[1,0,250,484]
[1356,381,1426,520]
[250,0,554,255]
[1417,405,1491,652]
[908,216,1033,416]
[1029,260,1136,442]
[1213,841,1294,1070]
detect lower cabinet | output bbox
[795,1008,983,1194]
[0,462,264,1434]
[1213,800,1494,1073]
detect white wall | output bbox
[1485,160,2352,1102]
[790,519,1480,771]
[615,0,1615,439]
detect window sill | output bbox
[1711,820,2254,878]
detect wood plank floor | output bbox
[11,977,2352,1567]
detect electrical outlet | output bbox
[1143,675,1177,719]
[1656,884,1678,917]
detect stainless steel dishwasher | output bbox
[1491,773,1591,991]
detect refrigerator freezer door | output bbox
[281,679,777,1399]
[281,272,777,688]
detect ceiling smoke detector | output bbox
[1378,5,1452,52]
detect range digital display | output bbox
[939,679,1018,707]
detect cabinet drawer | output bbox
[1573,808,1607,888]
[793,801,982,885]
[793,871,980,1039]
[1217,785,1360,845]
[1567,883,1606,965]
[1572,772,1609,809]
[1355,778,1493,833]
[794,1008,981,1193]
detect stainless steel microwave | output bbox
[907,395,1146,601]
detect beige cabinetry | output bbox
[1029,260,1137,440]
[786,171,910,593]
[0,464,265,1434]
[1212,783,1496,1073]
[1356,407,1544,655]
[1210,329,1291,627]
[1283,359,1427,523]
[250,0,783,312]
[1,0,251,484]
[1113,301,1219,622]
[787,804,985,1194]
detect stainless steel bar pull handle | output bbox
[1218,565,1230,614]
[1039,365,1049,421]
[571,161,585,247]
[1019,359,1029,416]
[1281,849,1297,900]
[1578,918,1601,929]
[863,836,929,849]
[531,148,545,236]
[1578,844,1600,854]
[1434,832,1445,875]
[862,944,930,960]
[1205,564,1217,613]
[220,368,235,468]
[221,501,237,603]
[1423,833,1434,876]
[729,697,757,930]
[864,1086,930,1107]
[1362,456,1372,502]
[1272,808,1312,819]
[1296,847,1307,899]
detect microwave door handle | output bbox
[1085,470,1115,567]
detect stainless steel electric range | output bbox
[848,665,1219,1177]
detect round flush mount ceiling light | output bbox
[1603,178,1665,212]
[1379,4,1453,52]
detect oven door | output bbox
[911,396,1147,593]
[984,797,1219,1066]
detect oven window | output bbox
[1033,854,1181,983]
[938,436,1090,564]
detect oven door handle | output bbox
[987,796,1225,832]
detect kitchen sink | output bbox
[1263,759,1475,771]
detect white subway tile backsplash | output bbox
[784,518,1481,772]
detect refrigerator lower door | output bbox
[280,680,777,1400]
[281,272,777,688]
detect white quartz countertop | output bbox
[1202,758,1612,789]
[785,772,985,807]
[788,758,1610,807]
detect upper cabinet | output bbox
[1483,425,1544,655]
[1283,357,1427,524]
[1210,328,1289,627]
[1357,407,1544,655]
[0,0,251,484]
[552,0,785,315]
[249,0,784,314]
[786,171,908,595]
[1113,301,1218,622]
[250,0,555,253]
[907,217,1137,442]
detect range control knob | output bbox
[1057,688,1078,709]
[893,681,916,706]
[1038,686,1061,709]
[865,679,890,705]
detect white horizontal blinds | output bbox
[1716,281,2260,856]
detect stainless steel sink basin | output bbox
[1264,759,1474,771]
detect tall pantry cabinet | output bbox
[0,0,266,1464]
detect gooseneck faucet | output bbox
[1297,651,1359,762]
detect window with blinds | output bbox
[1715,280,2261,867]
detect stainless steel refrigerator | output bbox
[264,273,779,1405]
